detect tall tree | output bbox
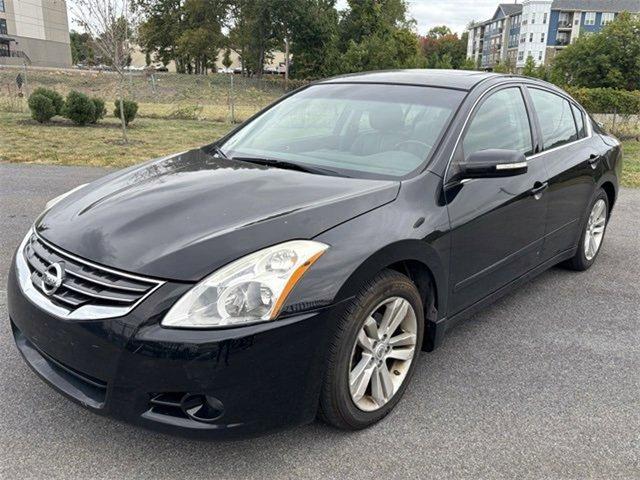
[70,30,96,65]
[288,0,340,79]
[522,55,537,77]
[420,29,467,69]
[338,0,422,73]
[551,12,640,90]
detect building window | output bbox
[0,0,5,13]
[538,51,543,60]
[529,33,534,42]
[601,12,615,25]
[543,13,548,24]
[518,51,524,61]
[0,19,7,35]
[585,12,596,26]
[531,13,536,24]
[520,34,526,44]
[541,33,545,43]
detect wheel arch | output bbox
[599,179,617,214]
[333,239,448,351]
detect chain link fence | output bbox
[0,66,309,123]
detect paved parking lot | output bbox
[1,162,639,479]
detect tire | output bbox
[565,189,609,271]
[318,269,424,430]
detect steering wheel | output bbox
[394,139,433,156]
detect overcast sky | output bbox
[336,0,506,35]
[69,0,504,37]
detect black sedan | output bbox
[7,70,621,438]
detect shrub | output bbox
[114,99,138,126]
[63,90,96,125]
[567,87,640,115]
[168,103,203,120]
[90,97,106,124]
[31,87,64,115]
[28,93,56,123]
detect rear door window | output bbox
[529,88,578,150]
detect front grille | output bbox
[23,232,162,313]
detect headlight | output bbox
[162,240,328,328]
[45,183,88,211]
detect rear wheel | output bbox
[318,269,424,430]
[566,189,609,271]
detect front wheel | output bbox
[318,269,424,430]
[566,189,609,271]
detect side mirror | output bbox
[453,149,528,182]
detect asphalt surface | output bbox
[1,162,639,479]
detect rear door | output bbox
[525,87,601,261]
[445,85,549,315]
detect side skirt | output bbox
[425,248,576,351]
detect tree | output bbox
[492,60,510,74]
[71,0,135,142]
[288,0,340,80]
[522,55,537,77]
[338,0,423,74]
[420,31,467,69]
[70,31,95,65]
[552,12,640,90]
[222,47,232,69]
[460,57,477,70]
[426,25,452,39]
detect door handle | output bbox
[529,181,549,199]
[588,154,602,169]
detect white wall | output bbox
[517,0,552,67]
[13,0,46,40]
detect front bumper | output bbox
[7,259,337,439]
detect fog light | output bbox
[180,393,224,423]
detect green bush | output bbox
[567,87,640,115]
[28,93,56,123]
[168,103,203,120]
[114,99,138,126]
[63,90,96,125]
[32,87,64,115]
[90,97,106,124]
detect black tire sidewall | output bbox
[574,189,609,270]
[329,272,424,429]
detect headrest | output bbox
[368,104,404,132]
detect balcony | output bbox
[557,20,572,29]
[555,37,570,46]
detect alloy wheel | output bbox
[584,199,607,261]
[348,297,418,412]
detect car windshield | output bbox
[220,83,465,179]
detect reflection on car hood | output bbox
[36,148,400,281]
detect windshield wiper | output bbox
[231,156,345,177]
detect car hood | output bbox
[36,148,399,281]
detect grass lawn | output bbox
[0,111,232,169]
[1,110,639,188]
[622,140,640,188]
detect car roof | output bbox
[319,69,501,91]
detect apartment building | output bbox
[0,0,72,68]
[467,0,640,71]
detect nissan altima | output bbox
[7,70,621,438]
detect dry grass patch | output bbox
[0,111,233,168]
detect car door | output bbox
[445,85,549,315]
[526,87,603,261]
